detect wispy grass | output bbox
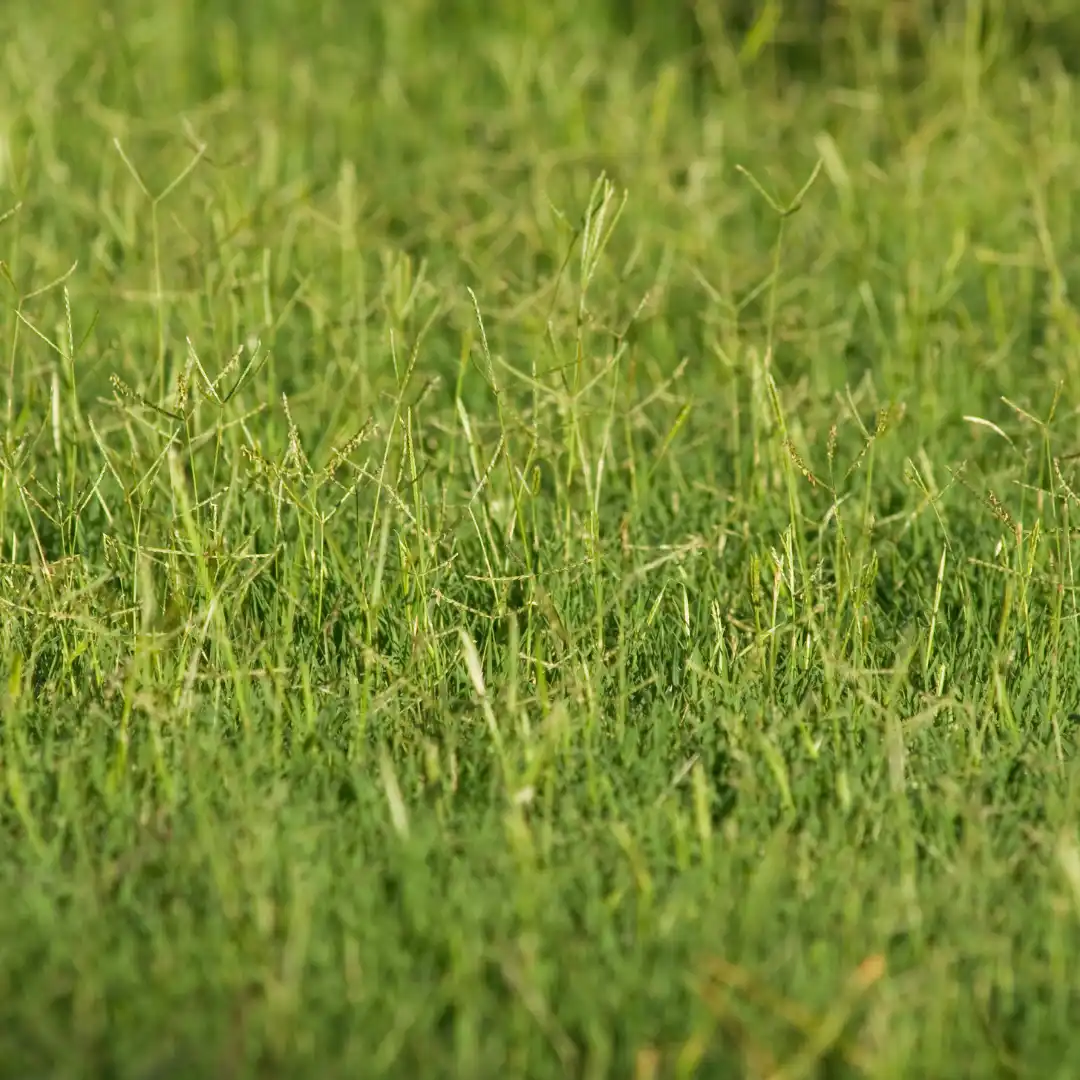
[3,1,1080,1076]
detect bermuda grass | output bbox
[3,0,1080,1076]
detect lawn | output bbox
[3,0,1080,1076]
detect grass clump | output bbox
[3,1,1080,1077]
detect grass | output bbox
[3,0,1080,1076]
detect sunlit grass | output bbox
[2,1,1080,1076]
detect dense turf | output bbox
[3,1,1080,1076]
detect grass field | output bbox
[3,0,1080,1076]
